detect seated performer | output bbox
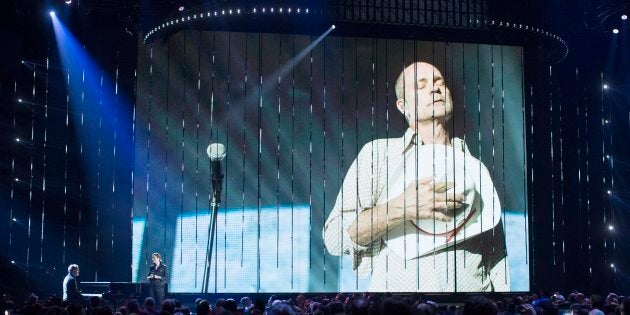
[63,264,86,305]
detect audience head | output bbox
[144,297,156,311]
[239,297,252,309]
[463,296,497,315]
[223,299,237,313]
[350,296,369,315]
[195,300,210,315]
[415,303,435,315]
[591,294,604,310]
[160,299,175,314]
[607,292,619,305]
[126,300,140,314]
[267,302,297,315]
[381,297,411,315]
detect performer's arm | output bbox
[348,177,463,246]
[161,266,168,284]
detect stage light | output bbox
[613,28,619,34]
[609,225,614,231]
[12,218,17,222]
[14,178,19,182]
[622,14,628,20]
[65,0,72,4]
[15,138,20,142]
[253,8,257,13]
[603,84,609,89]
[178,6,184,12]
[606,155,610,159]
[611,263,615,268]
[11,260,15,264]
[607,190,611,194]
[332,24,336,29]
[49,11,56,17]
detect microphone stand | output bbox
[202,160,223,293]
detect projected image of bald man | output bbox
[323,62,510,292]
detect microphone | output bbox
[206,143,226,162]
[206,143,226,204]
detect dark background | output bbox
[1,0,629,298]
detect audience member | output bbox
[463,296,497,315]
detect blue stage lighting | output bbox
[612,28,619,34]
[622,14,627,20]
[49,10,56,17]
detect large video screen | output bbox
[132,30,528,293]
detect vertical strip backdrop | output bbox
[133,30,526,293]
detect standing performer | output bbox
[147,253,168,306]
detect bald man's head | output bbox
[395,62,453,125]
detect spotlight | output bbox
[622,14,628,20]
[332,24,336,29]
[603,84,609,89]
[12,218,17,222]
[178,6,184,12]
[15,138,20,142]
[613,28,619,34]
[611,263,615,268]
[609,225,614,231]
[64,0,72,4]
[606,155,610,159]
[14,178,19,182]
[607,190,611,195]
[49,11,56,17]
[11,260,15,264]
[17,98,22,103]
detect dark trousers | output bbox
[149,283,166,307]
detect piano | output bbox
[82,282,150,303]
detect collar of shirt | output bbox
[401,128,467,155]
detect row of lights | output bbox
[612,14,627,34]
[604,81,615,270]
[489,20,568,61]
[144,7,311,43]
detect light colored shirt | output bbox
[323,129,510,292]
